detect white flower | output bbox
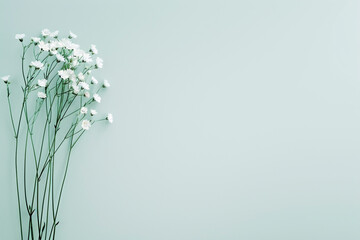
[38,41,50,51]
[31,37,41,43]
[70,58,79,67]
[93,93,101,103]
[60,38,79,50]
[80,107,88,114]
[91,76,98,84]
[107,113,113,123]
[37,79,47,87]
[69,31,77,39]
[77,72,85,81]
[103,79,110,88]
[42,29,51,37]
[30,61,44,69]
[73,48,85,58]
[71,83,80,94]
[95,57,103,68]
[50,30,59,38]
[58,70,70,80]
[90,44,98,54]
[1,75,10,83]
[78,81,89,90]
[84,92,90,98]
[56,54,65,62]
[50,49,58,55]
[49,41,60,50]
[90,109,97,116]
[37,92,46,99]
[15,34,25,41]
[58,69,74,80]
[82,53,92,63]
[81,120,91,130]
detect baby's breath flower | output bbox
[69,31,77,39]
[71,83,80,94]
[80,107,88,114]
[31,37,41,43]
[37,79,47,87]
[58,69,74,80]
[106,113,113,123]
[50,49,57,55]
[73,48,85,58]
[90,109,97,116]
[78,81,89,90]
[50,30,59,38]
[56,54,65,62]
[38,41,50,52]
[30,61,44,69]
[77,72,85,81]
[93,93,101,103]
[81,120,91,130]
[15,34,25,42]
[95,57,103,69]
[91,76,98,84]
[2,75,10,83]
[90,44,98,54]
[70,58,79,67]
[82,53,92,63]
[41,29,51,37]
[84,92,90,98]
[103,80,110,88]
[37,92,46,99]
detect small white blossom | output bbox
[37,92,46,99]
[49,41,60,50]
[38,41,50,51]
[50,30,59,38]
[93,93,101,103]
[58,70,70,80]
[70,58,79,67]
[77,72,85,81]
[42,29,51,37]
[78,81,89,90]
[50,49,58,55]
[56,54,65,62]
[15,33,25,41]
[80,107,88,114]
[30,61,44,69]
[1,75,10,83]
[95,57,103,68]
[73,48,85,58]
[58,69,74,80]
[90,44,98,54]
[84,92,90,98]
[81,120,91,130]
[31,37,41,43]
[103,79,110,88]
[69,31,77,39]
[72,83,80,94]
[107,113,113,123]
[90,109,97,116]
[82,53,92,63]
[91,76,98,84]
[37,79,47,87]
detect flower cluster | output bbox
[5,29,114,130]
[2,29,115,240]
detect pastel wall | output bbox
[1,0,359,239]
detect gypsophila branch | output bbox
[3,29,114,240]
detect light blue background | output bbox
[1,0,360,239]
